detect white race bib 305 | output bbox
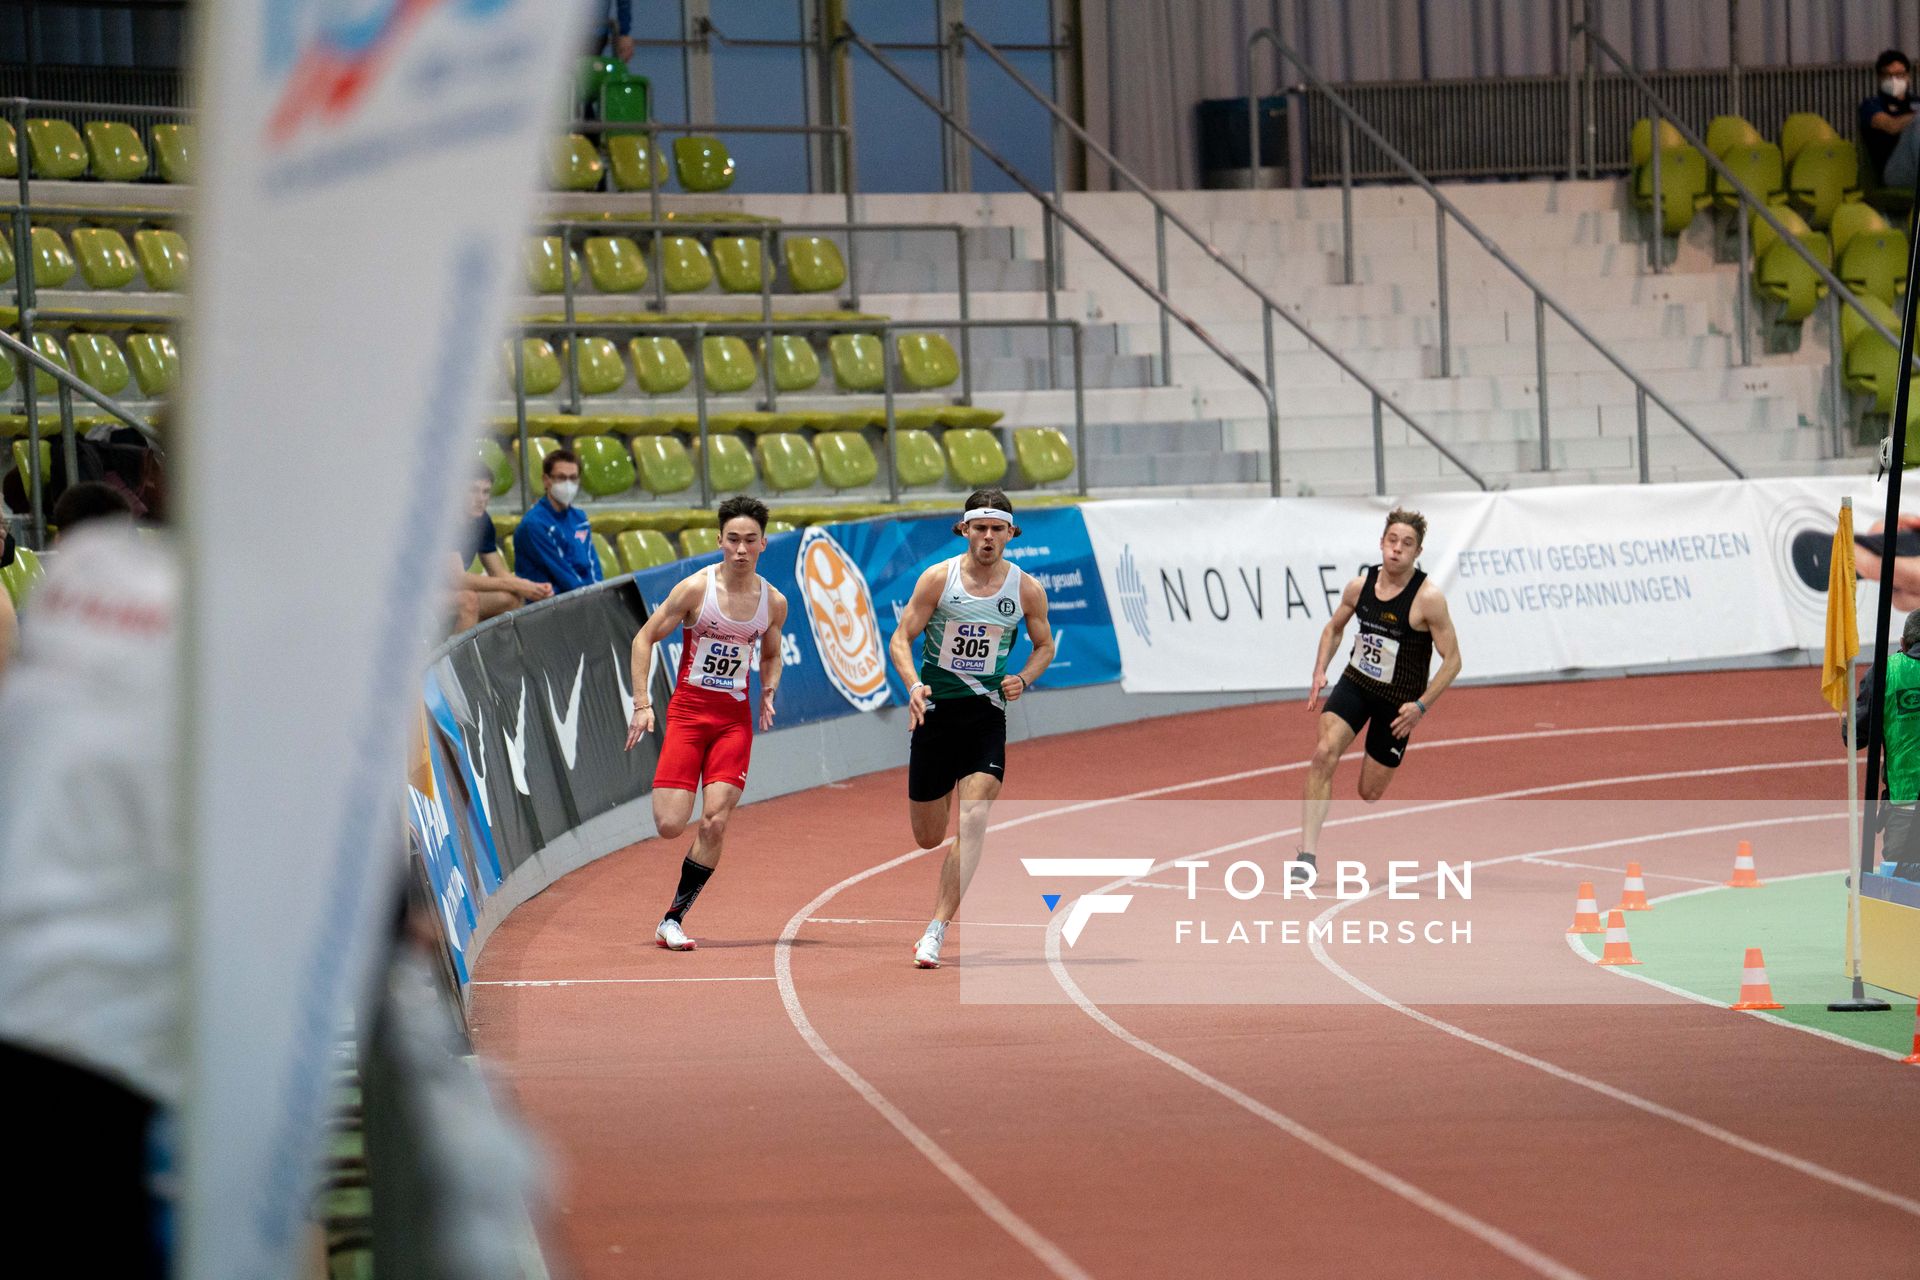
[936,621,1003,676]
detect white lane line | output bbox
[472,976,778,987]
[807,917,1048,929]
[1519,856,1722,885]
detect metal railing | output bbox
[957,23,1483,494]
[1252,27,1742,483]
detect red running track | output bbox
[471,668,1920,1278]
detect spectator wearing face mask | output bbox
[511,447,601,595]
[1862,49,1920,187]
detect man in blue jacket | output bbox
[513,448,601,595]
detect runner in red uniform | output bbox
[624,496,788,950]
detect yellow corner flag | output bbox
[1823,499,1859,712]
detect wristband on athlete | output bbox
[1414,698,1428,714]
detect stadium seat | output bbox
[551,134,604,191]
[477,438,513,496]
[132,228,187,290]
[1633,145,1709,236]
[695,432,756,491]
[499,534,514,570]
[1705,114,1762,158]
[575,434,636,497]
[25,331,71,396]
[1781,112,1839,165]
[936,404,1004,430]
[701,336,758,394]
[69,227,136,289]
[125,333,179,396]
[1828,201,1890,260]
[1844,325,1902,414]
[1837,229,1909,306]
[505,338,564,396]
[712,236,770,293]
[755,432,821,491]
[616,528,676,572]
[584,235,648,293]
[629,335,692,395]
[1749,205,1812,262]
[658,236,715,293]
[765,519,796,534]
[896,333,960,390]
[1755,230,1832,323]
[67,333,130,395]
[942,428,1007,486]
[633,434,697,495]
[0,120,15,179]
[566,336,627,396]
[0,347,15,394]
[83,121,148,181]
[1628,117,1684,167]
[673,136,736,192]
[513,435,562,494]
[30,227,74,288]
[828,333,885,392]
[680,526,721,557]
[607,134,669,191]
[0,541,40,607]
[1840,293,1901,353]
[1787,140,1859,229]
[593,532,619,578]
[1013,427,1075,486]
[783,236,847,294]
[25,118,87,179]
[526,236,584,294]
[1711,142,1783,211]
[892,428,947,488]
[815,430,878,491]
[763,335,821,392]
[151,123,193,183]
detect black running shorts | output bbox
[908,695,1007,802]
[1323,674,1415,768]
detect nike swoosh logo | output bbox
[503,680,531,796]
[546,654,585,771]
[612,642,632,710]
[466,704,494,825]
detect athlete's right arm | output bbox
[889,564,946,730]
[1307,576,1364,712]
[625,576,697,749]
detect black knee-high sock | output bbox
[665,852,715,924]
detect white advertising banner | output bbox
[180,3,588,1276]
[1083,478,1917,695]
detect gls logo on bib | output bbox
[797,527,890,712]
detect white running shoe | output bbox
[913,921,946,969]
[655,918,696,951]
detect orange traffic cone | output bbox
[1597,910,1641,966]
[1902,1004,1920,1065]
[1726,840,1763,888]
[1616,862,1650,911]
[1568,881,1605,934]
[1730,947,1784,1010]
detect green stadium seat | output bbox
[1837,229,1909,306]
[1781,112,1838,165]
[151,123,193,183]
[1712,142,1783,211]
[0,120,15,179]
[633,434,696,495]
[712,236,770,293]
[1633,145,1709,236]
[763,335,820,392]
[1828,201,1890,260]
[755,432,821,491]
[942,428,1007,487]
[67,333,130,395]
[513,435,561,494]
[616,528,677,572]
[505,338,564,396]
[499,534,515,569]
[83,121,148,182]
[25,331,71,397]
[1705,114,1762,158]
[629,335,692,395]
[477,438,513,496]
[673,136,736,192]
[0,347,14,394]
[783,236,847,294]
[574,434,636,497]
[600,76,649,128]
[125,333,179,396]
[695,432,756,491]
[10,441,52,499]
[70,227,136,289]
[828,333,885,392]
[1749,205,1812,262]
[0,541,40,607]
[30,227,74,288]
[1014,427,1075,486]
[526,236,584,294]
[1755,230,1832,323]
[26,118,87,179]
[701,336,758,394]
[936,405,1004,430]
[551,134,604,191]
[707,410,783,435]
[896,332,960,390]
[593,531,620,578]
[607,134,669,191]
[566,336,627,396]
[1787,140,1860,229]
[1628,117,1684,167]
[1844,325,1902,414]
[893,428,946,488]
[659,236,715,293]
[815,430,878,491]
[0,233,15,286]
[765,519,796,534]
[132,229,187,290]
[1841,293,1901,353]
[680,526,722,558]
[584,235,648,293]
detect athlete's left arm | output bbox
[758,588,788,732]
[1005,573,1055,702]
[1393,583,1463,736]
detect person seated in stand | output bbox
[1861,49,1920,187]
[510,449,601,597]
[450,464,552,633]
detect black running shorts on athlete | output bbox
[1323,674,1413,767]
[908,695,1007,802]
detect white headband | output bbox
[962,507,1015,525]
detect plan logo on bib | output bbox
[798,527,890,711]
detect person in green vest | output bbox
[1851,609,1920,879]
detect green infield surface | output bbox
[1578,870,1918,1056]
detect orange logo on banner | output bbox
[797,527,890,712]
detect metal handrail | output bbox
[847,26,1292,495]
[957,23,1486,494]
[1252,26,1743,483]
[1577,23,1906,455]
